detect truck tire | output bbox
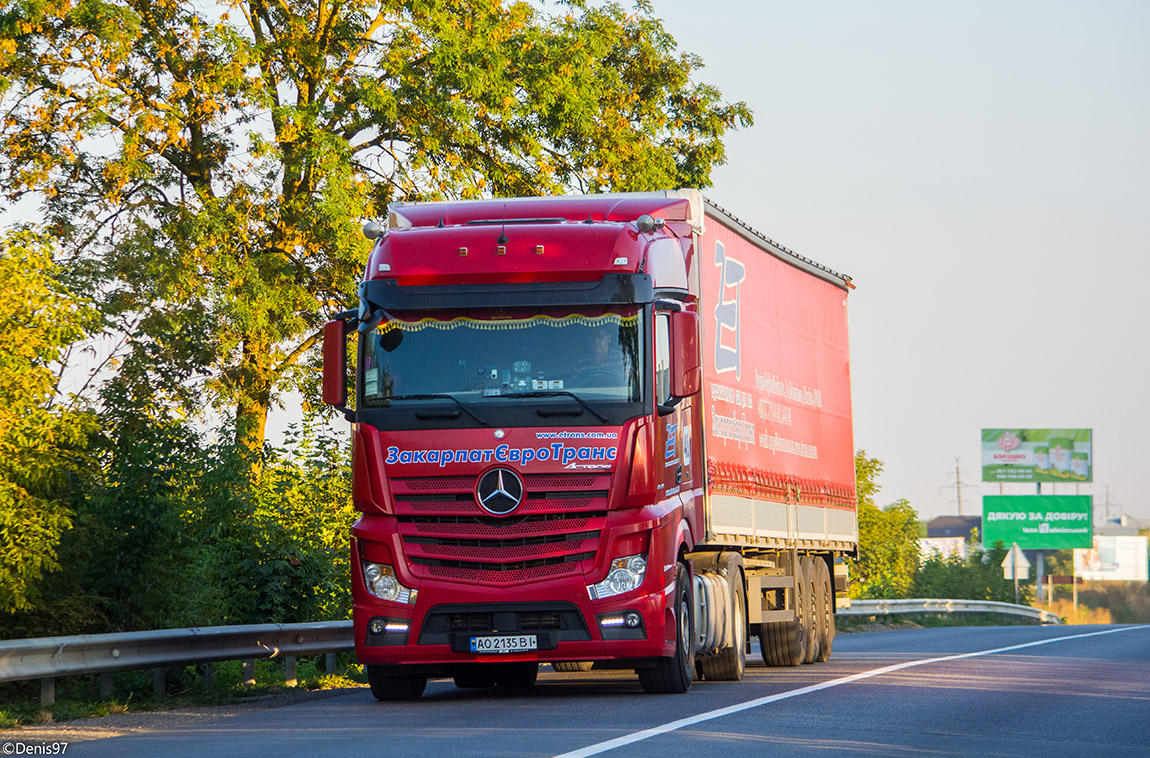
[758,559,805,667]
[799,556,820,663]
[638,562,694,693]
[813,557,835,662]
[699,570,746,681]
[367,665,428,701]
[552,661,593,672]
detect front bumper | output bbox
[353,573,675,667]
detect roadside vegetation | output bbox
[0,655,365,730]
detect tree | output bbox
[0,0,752,475]
[914,542,1032,605]
[849,451,920,599]
[0,228,99,613]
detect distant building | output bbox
[1096,514,1148,537]
[927,515,981,541]
[919,536,968,563]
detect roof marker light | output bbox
[459,247,468,256]
[535,245,545,255]
[613,256,628,266]
[497,245,507,255]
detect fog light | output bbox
[369,618,386,634]
[624,612,642,628]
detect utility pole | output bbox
[940,457,977,516]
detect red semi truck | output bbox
[322,190,857,699]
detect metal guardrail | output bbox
[841,598,1062,625]
[0,598,1060,705]
[0,620,355,705]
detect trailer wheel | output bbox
[799,556,821,663]
[699,570,746,681]
[813,557,835,662]
[367,665,427,701]
[638,562,694,693]
[552,661,593,672]
[758,560,805,667]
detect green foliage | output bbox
[913,542,1033,605]
[2,415,355,637]
[848,451,920,599]
[0,228,100,613]
[0,0,752,470]
[185,420,354,626]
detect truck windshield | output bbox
[361,308,643,409]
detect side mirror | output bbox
[323,318,351,408]
[670,309,700,398]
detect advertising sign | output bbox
[982,495,1093,549]
[981,428,1092,483]
[701,219,854,493]
[1074,536,1150,582]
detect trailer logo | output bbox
[714,240,745,379]
[476,467,525,515]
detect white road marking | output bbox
[553,625,1150,758]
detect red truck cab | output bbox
[324,193,707,698]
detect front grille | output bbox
[449,613,493,632]
[391,473,610,583]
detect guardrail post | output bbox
[200,662,213,692]
[153,667,166,697]
[285,656,297,687]
[325,652,337,674]
[40,677,55,707]
[100,672,114,699]
[243,659,256,688]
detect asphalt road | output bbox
[45,624,1150,758]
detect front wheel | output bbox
[367,665,427,701]
[638,562,694,694]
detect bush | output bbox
[913,542,1032,604]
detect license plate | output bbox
[470,634,538,654]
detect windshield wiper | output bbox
[386,394,489,426]
[494,391,611,424]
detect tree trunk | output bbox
[232,339,274,480]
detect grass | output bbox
[0,654,366,729]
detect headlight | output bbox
[362,562,418,604]
[588,554,647,600]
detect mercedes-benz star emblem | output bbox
[476,468,525,515]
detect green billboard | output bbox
[982,495,1093,549]
[981,428,1092,483]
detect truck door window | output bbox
[655,312,671,405]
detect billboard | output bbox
[982,495,1093,549]
[1074,536,1150,582]
[981,428,1092,483]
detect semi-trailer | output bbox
[322,189,857,699]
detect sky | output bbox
[650,0,1150,523]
